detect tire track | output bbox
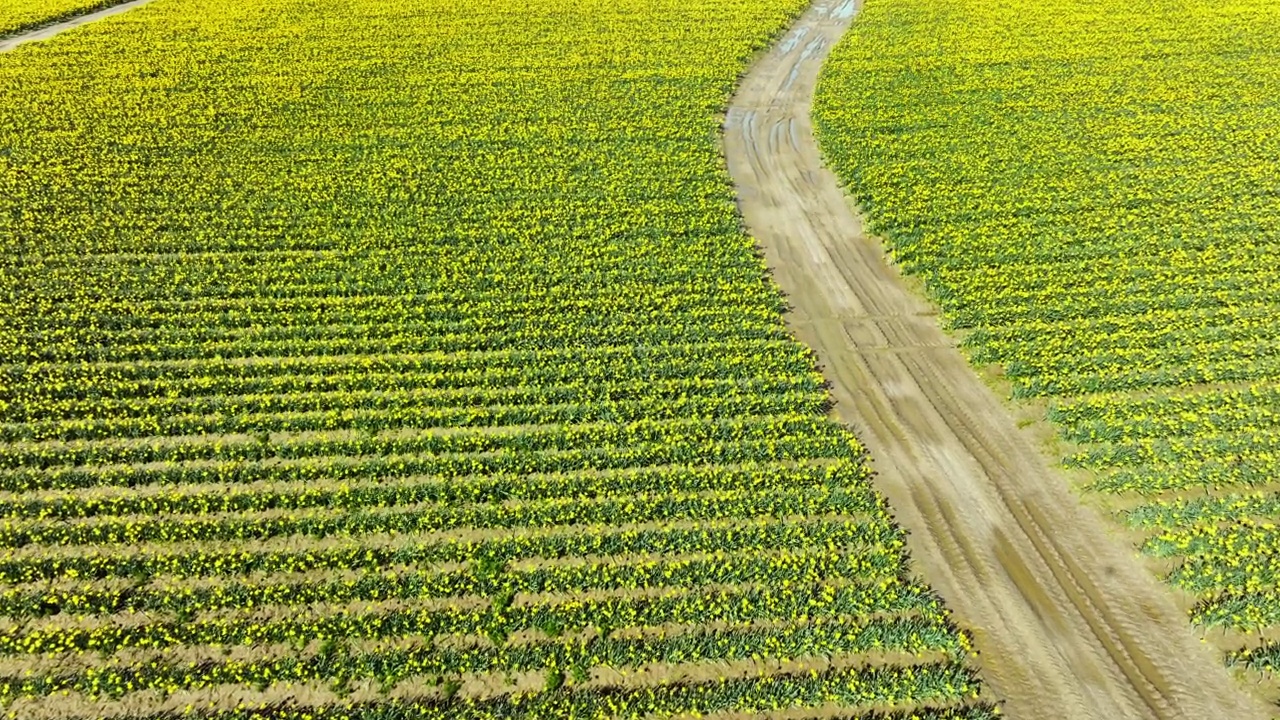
[722,0,1275,718]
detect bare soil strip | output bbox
[0,0,151,53]
[722,1,1274,718]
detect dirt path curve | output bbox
[723,2,1274,719]
[0,0,152,53]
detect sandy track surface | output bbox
[723,1,1275,718]
[0,0,150,53]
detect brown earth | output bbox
[722,1,1276,718]
[0,0,151,53]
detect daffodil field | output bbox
[0,0,999,717]
[816,0,1280,693]
[0,0,128,37]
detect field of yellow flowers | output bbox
[816,0,1280,700]
[0,0,998,717]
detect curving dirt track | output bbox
[723,1,1275,719]
[0,0,152,53]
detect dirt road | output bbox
[723,1,1274,718]
[0,0,151,53]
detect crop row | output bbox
[0,486,879,548]
[1063,427,1280,470]
[0,412,845,469]
[1,337,816,405]
[4,299,779,352]
[1010,351,1280,399]
[0,389,829,443]
[1,555,934,622]
[0,617,965,700]
[3,282,784,336]
[0,459,871,520]
[1086,459,1272,496]
[8,242,758,294]
[1049,385,1280,444]
[0,514,897,584]
[6,376,819,428]
[0,563,931,653]
[965,304,1280,367]
[931,239,1280,296]
[0,430,859,495]
[944,273,1280,331]
[1124,492,1280,531]
[5,369,823,425]
[1198,592,1280,632]
[3,317,789,365]
[14,663,990,720]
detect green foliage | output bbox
[543,668,564,693]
